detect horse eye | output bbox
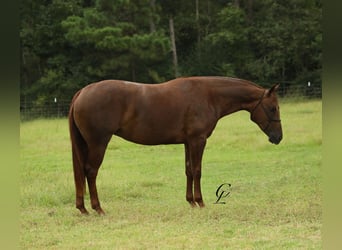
[270,107,277,113]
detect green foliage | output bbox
[20,0,322,103]
[245,0,322,86]
[193,5,250,76]
[61,3,170,83]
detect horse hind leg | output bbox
[70,131,89,214]
[85,140,110,215]
[74,165,88,214]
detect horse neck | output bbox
[210,81,264,119]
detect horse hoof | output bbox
[197,201,205,208]
[96,208,105,215]
[79,208,89,215]
[188,201,197,208]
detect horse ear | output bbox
[266,83,280,97]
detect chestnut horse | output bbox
[69,76,282,214]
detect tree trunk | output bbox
[196,0,200,44]
[169,17,179,77]
[247,0,254,23]
[149,0,156,33]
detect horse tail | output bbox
[69,90,87,196]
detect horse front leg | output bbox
[184,143,196,207]
[187,137,207,208]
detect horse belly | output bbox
[115,113,185,145]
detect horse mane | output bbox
[179,76,265,90]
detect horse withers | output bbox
[68,76,282,214]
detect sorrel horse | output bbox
[69,76,282,214]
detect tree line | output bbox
[20,0,322,105]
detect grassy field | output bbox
[20,99,322,249]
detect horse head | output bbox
[250,84,283,145]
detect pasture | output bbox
[20,99,321,249]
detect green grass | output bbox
[20,99,322,249]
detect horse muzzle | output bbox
[268,133,282,145]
